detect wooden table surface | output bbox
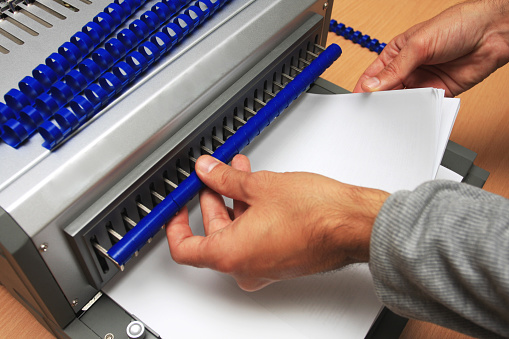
[2,0,509,338]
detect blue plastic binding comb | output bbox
[38,0,229,150]
[107,43,343,268]
[0,0,150,147]
[0,0,197,148]
[329,20,386,54]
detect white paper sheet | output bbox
[435,166,463,182]
[436,95,460,177]
[245,88,456,193]
[103,88,460,338]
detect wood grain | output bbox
[2,0,508,337]
[0,286,54,338]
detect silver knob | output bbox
[126,321,146,339]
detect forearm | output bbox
[370,180,509,338]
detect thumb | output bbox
[361,42,425,92]
[195,155,251,202]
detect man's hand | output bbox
[354,0,509,96]
[166,154,389,291]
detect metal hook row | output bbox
[90,44,323,270]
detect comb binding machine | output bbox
[0,0,336,337]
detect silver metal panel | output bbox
[1,0,329,236]
[0,0,105,94]
[0,0,330,309]
[0,0,105,191]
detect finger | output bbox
[199,187,232,235]
[226,206,235,220]
[165,206,191,240]
[165,206,197,258]
[353,38,403,93]
[195,155,252,203]
[353,57,387,93]
[231,153,251,172]
[403,66,454,96]
[360,36,428,92]
[236,277,274,292]
[165,206,211,267]
[231,154,251,218]
[168,234,210,268]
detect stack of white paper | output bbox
[103,88,460,338]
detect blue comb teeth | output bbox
[38,0,230,150]
[0,0,204,148]
[329,20,387,54]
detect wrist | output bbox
[475,0,509,65]
[332,185,390,265]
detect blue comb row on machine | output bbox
[105,43,343,268]
[329,20,386,54]
[38,0,228,150]
[0,0,224,149]
[0,0,153,146]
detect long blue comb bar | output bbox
[107,43,343,268]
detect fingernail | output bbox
[197,156,220,174]
[363,77,380,90]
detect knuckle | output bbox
[216,166,232,187]
[384,61,401,77]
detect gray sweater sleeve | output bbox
[369,180,509,338]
